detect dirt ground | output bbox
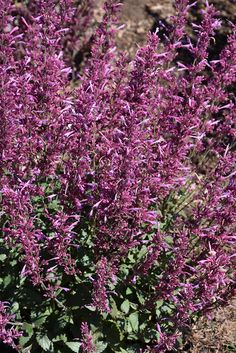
[186,302,236,353]
[93,0,236,352]
[91,0,236,61]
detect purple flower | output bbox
[0,0,235,351]
[0,302,22,349]
[81,322,95,353]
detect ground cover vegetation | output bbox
[0,0,235,352]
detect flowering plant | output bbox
[0,0,235,352]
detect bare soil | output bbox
[116,0,236,56]
[93,0,236,55]
[186,301,236,353]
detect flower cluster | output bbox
[81,322,95,353]
[0,0,235,351]
[0,302,21,349]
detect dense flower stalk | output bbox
[81,322,95,353]
[0,0,78,290]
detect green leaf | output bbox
[125,319,132,334]
[128,312,139,332]
[19,322,34,348]
[120,345,140,353]
[90,324,103,341]
[137,246,147,259]
[21,345,32,353]
[110,298,120,319]
[96,341,108,353]
[156,299,164,309]
[165,235,173,245]
[22,323,33,333]
[176,335,183,346]
[11,301,19,313]
[19,332,33,347]
[120,299,130,314]
[65,341,81,353]
[103,320,123,344]
[130,302,138,310]
[136,290,145,305]
[33,314,48,327]
[161,304,174,315]
[48,199,59,209]
[84,305,96,311]
[128,254,135,263]
[36,334,52,352]
[52,334,67,342]
[126,287,133,295]
[3,274,11,288]
[119,265,129,277]
[0,254,7,261]
[143,327,160,343]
